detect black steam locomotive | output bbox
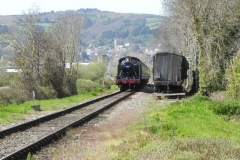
[152,52,190,94]
[115,56,150,91]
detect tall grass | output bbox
[0,85,119,124]
[111,95,240,159]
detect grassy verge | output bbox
[111,95,240,159]
[0,85,119,124]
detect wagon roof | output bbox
[154,52,184,57]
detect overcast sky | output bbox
[0,0,163,16]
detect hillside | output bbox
[77,8,163,47]
[0,8,164,48]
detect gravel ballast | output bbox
[33,87,153,159]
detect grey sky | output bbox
[0,0,163,15]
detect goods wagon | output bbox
[152,52,189,94]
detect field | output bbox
[146,17,164,29]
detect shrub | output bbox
[35,85,57,100]
[0,88,29,106]
[96,78,114,89]
[104,78,115,88]
[226,50,240,100]
[209,101,240,116]
[0,78,10,87]
[210,91,226,102]
[186,95,240,116]
[0,71,18,87]
[185,94,210,103]
[76,79,101,93]
[77,62,106,81]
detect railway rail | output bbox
[0,91,134,160]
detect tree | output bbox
[154,17,184,53]
[131,26,143,37]
[1,7,85,99]
[77,62,106,81]
[2,5,43,97]
[226,49,240,100]
[0,25,7,33]
[48,11,85,97]
[116,29,129,39]
[101,30,116,39]
[158,0,240,95]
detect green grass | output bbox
[0,85,119,124]
[140,96,240,139]
[111,95,240,159]
[146,18,163,29]
[36,23,50,31]
[36,23,50,27]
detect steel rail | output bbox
[0,91,120,138]
[1,91,134,160]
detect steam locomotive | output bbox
[115,56,150,91]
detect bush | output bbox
[0,71,18,87]
[186,95,240,116]
[0,78,10,87]
[209,101,240,116]
[184,94,210,103]
[96,78,115,89]
[76,79,101,93]
[0,88,29,106]
[104,78,115,89]
[64,74,78,95]
[35,85,57,100]
[226,51,240,100]
[77,62,106,81]
[210,91,226,102]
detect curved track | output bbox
[0,91,134,160]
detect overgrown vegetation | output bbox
[0,70,16,87]
[157,0,240,97]
[33,94,240,159]
[110,95,240,159]
[0,61,114,107]
[0,5,116,106]
[0,85,118,124]
[1,2,240,159]
[1,6,85,100]
[226,50,240,100]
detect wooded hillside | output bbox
[0,8,164,47]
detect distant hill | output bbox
[0,8,165,48]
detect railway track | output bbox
[0,91,134,160]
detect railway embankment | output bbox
[1,86,240,159]
[33,87,240,160]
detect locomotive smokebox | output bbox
[120,61,134,76]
